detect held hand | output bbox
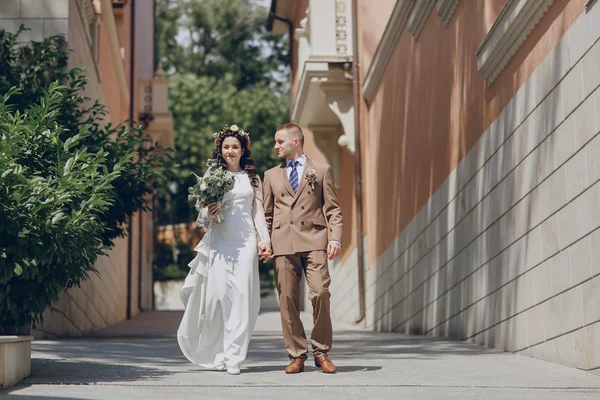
[207,203,220,216]
[327,242,341,261]
[260,248,274,262]
[258,242,273,261]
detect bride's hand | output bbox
[258,242,273,261]
[207,203,219,216]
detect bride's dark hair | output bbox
[212,129,259,188]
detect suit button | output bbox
[290,221,294,225]
[308,191,311,194]
[301,221,305,225]
[281,193,284,197]
[301,206,305,210]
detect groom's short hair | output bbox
[277,123,304,147]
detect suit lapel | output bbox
[277,164,295,197]
[294,158,312,199]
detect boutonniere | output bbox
[304,167,318,189]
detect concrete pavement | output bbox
[2,297,600,399]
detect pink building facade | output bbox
[270,0,600,371]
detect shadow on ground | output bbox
[247,329,501,364]
[20,339,182,386]
[16,309,504,388]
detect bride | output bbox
[177,124,272,375]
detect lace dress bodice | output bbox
[196,170,270,245]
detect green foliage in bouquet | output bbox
[188,159,235,211]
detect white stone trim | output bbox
[335,0,349,56]
[475,0,554,87]
[435,0,462,26]
[0,336,32,389]
[322,80,355,153]
[291,61,355,154]
[407,0,434,40]
[362,0,415,104]
[291,61,330,124]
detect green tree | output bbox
[155,0,288,91]
[155,0,289,225]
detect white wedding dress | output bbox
[177,170,270,369]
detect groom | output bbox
[262,123,343,374]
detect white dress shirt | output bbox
[286,154,341,249]
[286,153,306,180]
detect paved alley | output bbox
[3,298,600,400]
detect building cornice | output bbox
[407,0,434,40]
[435,0,462,26]
[362,0,415,104]
[475,0,554,86]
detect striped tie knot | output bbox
[289,160,299,192]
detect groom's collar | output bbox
[286,153,307,167]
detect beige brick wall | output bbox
[0,0,69,40]
[36,237,129,338]
[332,4,600,372]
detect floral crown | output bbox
[213,124,251,147]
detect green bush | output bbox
[154,240,175,270]
[0,28,172,247]
[153,264,188,282]
[0,27,172,334]
[0,86,128,334]
[152,239,194,282]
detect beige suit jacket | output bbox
[263,157,343,256]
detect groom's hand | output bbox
[327,242,341,260]
[260,253,273,262]
[258,243,273,261]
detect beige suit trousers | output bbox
[274,250,332,359]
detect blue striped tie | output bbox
[289,160,299,192]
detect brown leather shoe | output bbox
[314,353,337,373]
[284,358,305,374]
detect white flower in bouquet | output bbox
[188,159,235,223]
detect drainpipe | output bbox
[136,0,143,313]
[351,0,365,324]
[127,0,137,320]
[267,0,294,70]
[138,211,143,312]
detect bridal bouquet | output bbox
[188,159,235,224]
